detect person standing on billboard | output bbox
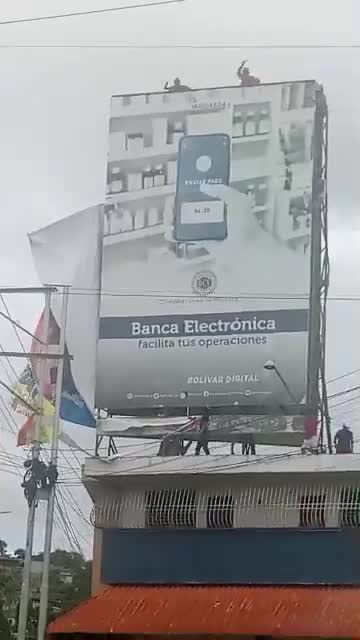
[164,77,191,92]
[334,424,354,454]
[237,63,260,87]
[195,408,210,456]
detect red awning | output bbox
[48,585,360,637]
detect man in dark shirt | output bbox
[195,409,210,455]
[164,77,191,92]
[334,424,354,454]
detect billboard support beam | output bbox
[307,85,330,451]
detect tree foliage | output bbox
[48,550,91,616]
[14,548,25,560]
[0,608,11,640]
[0,540,8,556]
[0,542,91,635]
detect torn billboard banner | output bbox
[96,414,312,447]
[97,80,319,420]
[29,206,103,428]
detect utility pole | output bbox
[37,287,69,640]
[17,290,51,640]
[0,285,67,640]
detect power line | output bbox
[2,287,360,302]
[58,450,92,526]
[0,465,21,477]
[0,295,27,353]
[0,0,185,26]
[42,445,92,541]
[0,397,19,436]
[328,385,360,401]
[329,393,360,411]
[328,368,360,385]
[0,438,23,478]
[55,493,82,554]
[0,343,18,383]
[0,44,359,49]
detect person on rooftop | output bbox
[334,423,353,454]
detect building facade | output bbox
[48,452,360,638]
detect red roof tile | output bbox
[48,585,360,637]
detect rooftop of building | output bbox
[47,584,360,638]
[83,452,360,479]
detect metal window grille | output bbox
[299,493,326,528]
[91,482,360,530]
[145,489,196,528]
[206,494,234,529]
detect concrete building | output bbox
[48,451,360,638]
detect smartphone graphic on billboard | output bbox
[174,134,231,242]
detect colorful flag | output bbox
[12,365,38,416]
[13,313,57,446]
[16,398,55,447]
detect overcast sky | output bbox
[0,0,359,554]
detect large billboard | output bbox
[97,81,318,415]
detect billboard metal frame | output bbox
[102,82,330,443]
[309,86,330,451]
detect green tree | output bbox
[14,548,25,560]
[0,609,11,640]
[48,550,91,616]
[26,549,92,629]
[0,540,7,556]
[0,565,21,632]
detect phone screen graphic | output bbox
[174,134,230,242]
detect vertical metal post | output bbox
[17,290,51,640]
[94,206,104,457]
[37,286,69,640]
[307,85,329,447]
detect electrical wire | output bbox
[0,465,21,478]
[329,393,360,411]
[327,368,360,385]
[331,403,360,419]
[82,442,303,478]
[328,385,360,401]
[2,282,360,526]
[0,342,18,384]
[2,286,360,301]
[0,398,19,436]
[0,295,27,353]
[57,490,88,551]
[55,493,82,554]
[42,445,92,543]
[58,450,92,527]
[0,0,185,26]
[1,286,358,302]
[63,449,307,483]
[0,381,90,555]
[55,486,84,554]
[0,44,360,49]
[0,440,23,478]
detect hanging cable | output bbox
[0,0,185,26]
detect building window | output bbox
[303,81,315,108]
[299,493,326,528]
[206,494,234,529]
[145,489,196,528]
[289,83,300,110]
[339,487,360,527]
